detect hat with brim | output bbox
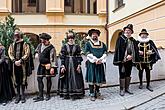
[139,29,149,36]
[14,30,23,38]
[88,29,101,37]
[14,30,21,35]
[123,24,134,34]
[40,33,51,40]
[66,32,75,39]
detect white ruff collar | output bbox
[138,36,150,43]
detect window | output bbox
[64,0,97,14]
[117,0,124,8]
[28,0,36,6]
[113,0,125,12]
[12,0,46,13]
[65,0,72,6]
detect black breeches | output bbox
[138,64,151,86]
[14,66,23,86]
[119,61,132,79]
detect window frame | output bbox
[113,0,125,12]
[28,0,37,6]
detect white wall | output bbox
[25,49,165,93]
[109,0,162,23]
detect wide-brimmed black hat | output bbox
[88,29,101,36]
[139,29,149,36]
[123,24,134,33]
[39,33,51,40]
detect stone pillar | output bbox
[0,0,11,19]
[97,0,106,25]
[46,0,64,24]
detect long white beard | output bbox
[138,36,150,43]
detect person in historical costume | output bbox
[113,24,140,96]
[0,43,15,106]
[137,29,161,92]
[33,33,58,102]
[58,32,84,100]
[85,29,107,101]
[8,30,31,104]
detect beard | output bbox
[14,37,21,42]
[92,37,98,41]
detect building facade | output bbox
[108,0,165,52]
[0,0,107,53]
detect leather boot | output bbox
[120,79,125,96]
[15,86,21,104]
[33,81,44,102]
[125,77,133,94]
[146,70,153,92]
[45,77,52,101]
[21,85,26,103]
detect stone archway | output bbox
[109,29,123,52]
[24,32,40,49]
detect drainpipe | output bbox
[105,0,109,50]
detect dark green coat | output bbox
[85,40,107,85]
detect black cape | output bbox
[113,35,140,66]
[137,40,161,64]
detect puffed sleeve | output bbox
[50,47,58,68]
[21,43,30,61]
[8,44,15,62]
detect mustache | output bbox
[92,37,98,40]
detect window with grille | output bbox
[113,0,125,12]
[64,0,97,14]
[28,0,36,6]
[12,0,46,13]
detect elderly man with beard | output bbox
[85,29,107,101]
[113,24,140,96]
[8,30,30,104]
[137,29,161,92]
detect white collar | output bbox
[124,34,132,38]
[67,42,74,45]
[90,38,100,45]
[138,36,150,43]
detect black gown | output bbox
[58,43,85,98]
[0,47,15,103]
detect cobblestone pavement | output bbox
[1,80,165,110]
[132,93,165,110]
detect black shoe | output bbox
[120,90,125,96]
[33,96,44,102]
[90,96,96,101]
[15,95,21,104]
[71,96,76,101]
[146,86,153,92]
[139,85,143,89]
[125,90,133,94]
[2,101,7,106]
[21,96,26,103]
[96,92,104,100]
[45,94,51,101]
[59,94,64,98]
[63,95,70,100]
